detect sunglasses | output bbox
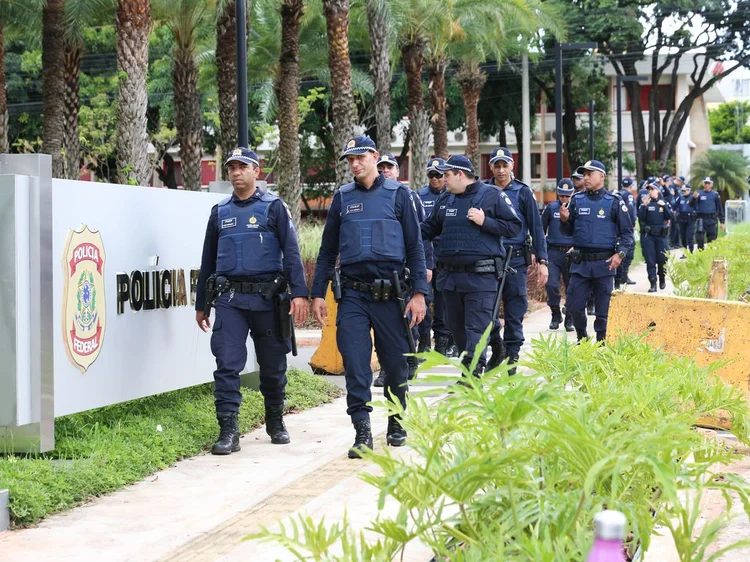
[427,172,444,179]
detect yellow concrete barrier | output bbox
[608,291,750,427]
[309,287,380,376]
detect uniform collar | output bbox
[354,172,385,191]
[232,188,262,204]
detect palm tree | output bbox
[216,0,239,180]
[154,0,210,191]
[690,149,750,201]
[276,0,304,225]
[115,0,152,186]
[322,0,355,186]
[363,0,391,154]
[42,0,65,177]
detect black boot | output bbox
[626,276,636,285]
[576,329,589,343]
[264,403,290,445]
[614,277,621,291]
[373,371,385,387]
[417,339,430,354]
[564,313,575,332]
[486,337,506,371]
[407,358,418,381]
[211,412,240,455]
[386,416,407,447]
[507,356,519,376]
[648,277,657,293]
[434,335,450,356]
[348,419,373,459]
[549,306,562,330]
[658,266,666,290]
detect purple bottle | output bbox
[586,510,627,562]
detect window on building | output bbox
[626,84,675,111]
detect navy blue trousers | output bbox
[566,260,615,339]
[669,222,681,248]
[420,273,450,340]
[678,220,695,252]
[337,293,409,423]
[443,289,496,368]
[641,234,668,279]
[211,298,290,414]
[695,219,718,250]
[500,260,528,359]
[546,249,570,308]
[616,235,635,282]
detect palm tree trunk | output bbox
[364,0,391,153]
[115,0,151,186]
[428,57,449,159]
[276,0,303,226]
[173,44,204,191]
[62,42,82,180]
[456,60,486,172]
[0,25,9,154]
[216,0,238,181]
[42,0,65,178]
[401,39,429,188]
[323,0,355,186]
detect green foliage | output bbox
[669,232,750,300]
[709,102,750,145]
[0,369,341,527]
[690,149,750,201]
[251,335,750,560]
[297,222,325,263]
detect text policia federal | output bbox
[116,268,201,314]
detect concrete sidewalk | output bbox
[0,260,677,562]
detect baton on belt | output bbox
[392,270,418,362]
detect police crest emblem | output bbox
[232,148,242,156]
[62,225,106,373]
[347,139,356,149]
[598,208,605,216]
[432,160,439,167]
[249,215,257,225]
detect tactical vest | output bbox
[695,190,719,215]
[642,201,667,227]
[338,179,406,266]
[216,192,283,277]
[492,179,527,247]
[419,185,443,244]
[545,201,574,246]
[618,189,636,222]
[572,191,617,250]
[677,195,694,220]
[437,184,504,262]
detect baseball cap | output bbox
[575,159,607,175]
[339,136,377,161]
[621,177,633,188]
[571,170,584,179]
[556,178,574,196]
[426,157,446,173]
[225,147,260,167]
[489,147,513,164]
[436,155,476,176]
[703,176,713,184]
[376,154,399,167]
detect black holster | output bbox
[570,249,582,264]
[332,268,342,302]
[204,274,218,316]
[523,237,533,267]
[273,292,293,340]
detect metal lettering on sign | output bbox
[61,225,106,373]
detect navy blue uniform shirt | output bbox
[310,173,428,298]
[195,190,307,311]
[560,188,634,253]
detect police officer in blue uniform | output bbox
[484,147,548,372]
[638,182,673,292]
[418,158,455,356]
[690,177,725,250]
[541,179,575,331]
[311,136,427,459]
[421,155,521,376]
[196,147,309,455]
[614,177,637,290]
[668,176,686,248]
[635,179,651,212]
[675,183,695,253]
[559,160,634,342]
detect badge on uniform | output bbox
[424,200,435,208]
[553,212,560,218]
[446,208,457,217]
[598,209,605,216]
[621,204,628,212]
[579,208,591,215]
[346,203,363,214]
[221,217,237,229]
[247,215,259,229]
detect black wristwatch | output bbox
[538,258,548,266]
[617,250,626,259]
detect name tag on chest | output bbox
[553,212,560,218]
[578,208,591,215]
[346,203,363,214]
[446,208,458,217]
[221,218,237,229]
[423,201,435,208]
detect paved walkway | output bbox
[0,260,688,562]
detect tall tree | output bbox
[364,0,391,154]
[42,0,65,177]
[276,0,303,225]
[115,0,152,186]
[322,0,355,186]
[709,101,750,145]
[154,0,209,191]
[690,149,750,201]
[216,0,238,180]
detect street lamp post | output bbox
[616,75,647,187]
[588,100,595,161]
[236,0,249,147]
[555,42,596,183]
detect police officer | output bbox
[484,147,548,372]
[541,179,575,331]
[571,170,585,193]
[559,160,634,342]
[421,155,521,376]
[573,168,597,313]
[196,147,309,455]
[418,158,455,356]
[668,176,686,248]
[638,182,673,292]
[675,183,696,254]
[311,136,427,459]
[635,179,651,212]
[614,177,637,290]
[690,177,725,250]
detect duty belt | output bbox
[225,280,276,294]
[436,258,497,274]
[508,247,525,258]
[579,251,614,261]
[697,213,717,219]
[642,226,667,236]
[548,244,572,253]
[341,277,407,301]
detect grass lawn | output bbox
[0,369,341,528]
